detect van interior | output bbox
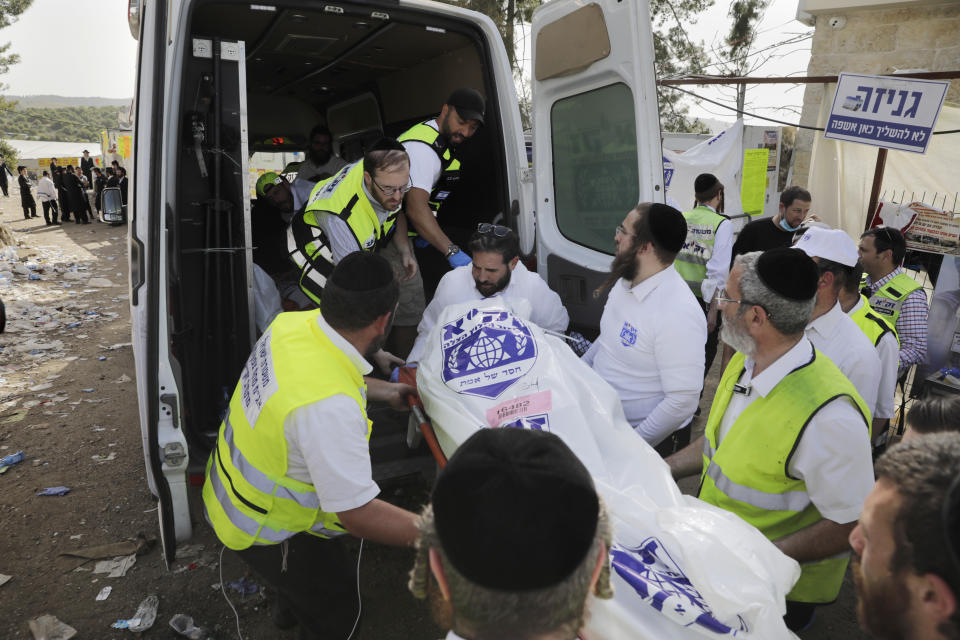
[169,0,511,474]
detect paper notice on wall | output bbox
[118,136,133,159]
[740,148,769,216]
[869,201,960,256]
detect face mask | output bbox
[779,218,800,232]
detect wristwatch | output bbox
[445,244,461,258]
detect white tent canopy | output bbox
[7,139,102,170]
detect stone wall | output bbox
[793,2,960,188]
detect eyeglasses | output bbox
[716,288,773,319]
[477,223,511,237]
[372,178,412,197]
[616,224,634,237]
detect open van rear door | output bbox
[132,0,191,568]
[531,0,663,332]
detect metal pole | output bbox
[865,148,888,232]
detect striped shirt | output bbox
[865,268,929,368]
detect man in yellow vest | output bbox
[202,252,420,638]
[288,138,418,308]
[839,262,899,453]
[675,173,733,378]
[666,248,874,632]
[858,226,928,371]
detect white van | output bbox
[128,0,663,564]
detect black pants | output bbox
[22,203,36,218]
[784,601,817,632]
[42,200,59,224]
[235,535,359,640]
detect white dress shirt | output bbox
[805,301,881,419]
[403,119,442,193]
[701,206,733,303]
[717,338,874,523]
[283,313,380,515]
[583,267,706,446]
[847,296,898,420]
[37,176,57,202]
[407,262,568,364]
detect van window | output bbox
[550,83,638,255]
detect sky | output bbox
[0,0,811,127]
[0,0,138,98]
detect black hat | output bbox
[694,173,722,201]
[646,203,687,253]
[756,248,819,301]
[432,428,599,591]
[329,251,395,292]
[446,88,486,125]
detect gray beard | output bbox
[720,315,758,359]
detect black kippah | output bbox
[647,203,687,253]
[694,173,723,202]
[756,248,819,301]
[328,251,395,292]
[432,428,599,591]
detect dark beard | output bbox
[308,148,332,166]
[851,555,910,639]
[475,268,512,297]
[609,246,638,283]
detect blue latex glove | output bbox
[448,251,472,268]
[413,237,431,249]
[390,364,417,383]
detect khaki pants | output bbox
[380,240,426,327]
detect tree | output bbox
[651,0,713,133]
[725,0,770,113]
[0,0,32,167]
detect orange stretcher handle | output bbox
[398,366,448,468]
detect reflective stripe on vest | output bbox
[698,346,870,603]
[202,310,372,550]
[849,295,899,347]
[398,121,461,222]
[674,206,727,299]
[288,161,397,304]
[864,272,922,328]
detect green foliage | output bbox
[0,105,116,143]
[0,137,17,166]
[651,0,712,133]
[0,0,33,164]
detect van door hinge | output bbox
[160,393,180,429]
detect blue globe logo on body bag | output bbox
[441,308,538,399]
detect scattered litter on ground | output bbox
[81,389,94,393]
[87,278,114,287]
[1,409,29,424]
[112,595,159,632]
[226,576,259,597]
[97,356,107,361]
[0,573,11,588]
[115,374,132,383]
[28,614,77,640]
[92,452,116,463]
[93,554,137,578]
[95,585,112,601]
[37,486,71,496]
[28,383,52,392]
[169,614,208,639]
[0,450,24,471]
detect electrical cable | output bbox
[219,545,246,640]
[660,84,960,135]
[345,538,364,640]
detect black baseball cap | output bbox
[446,88,486,125]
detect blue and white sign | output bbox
[441,308,538,399]
[824,73,950,154]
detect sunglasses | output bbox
[477,223,512,237]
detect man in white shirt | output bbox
[839,263,900,451]
[583,202,706,454]
[675,173,733,378]
[405,223,568,365]
[203,253,419,638]
[36,170,60,225]
[793,227,881,421]
[667,248,874,633]
[409,427,612,640]
[291,124,346,192]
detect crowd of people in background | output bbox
[3,151,126,227]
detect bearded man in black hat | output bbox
[675,173,733,379]
[409,427,613,640]
[582,202,706,457]
[667,248,875,633]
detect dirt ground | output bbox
[0,190,868,639]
